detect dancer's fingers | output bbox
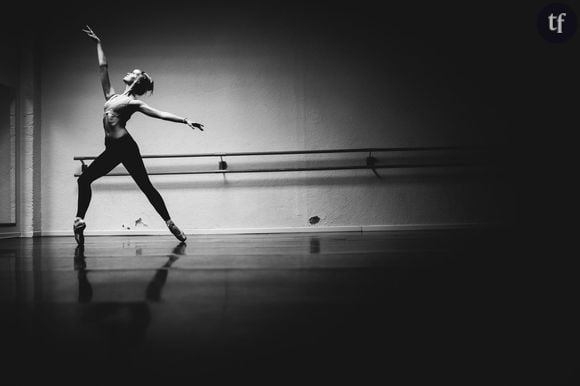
[82,29,97,39]
[185,121,204,131]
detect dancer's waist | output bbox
[105,132,134,146]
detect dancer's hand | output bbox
[82,25,101,43]
[184,119,204,131]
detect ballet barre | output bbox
[73,146,493,178]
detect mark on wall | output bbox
[135,217,148,227]
[122,218,148,230]
[309,216,320,225]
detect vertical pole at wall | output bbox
[19,33,42,237]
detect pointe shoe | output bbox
[73,218,86,245]
[167,220,187,242]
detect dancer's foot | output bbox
[73,217,86,245]
[166,220,187,242]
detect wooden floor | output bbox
[0,229,567,385]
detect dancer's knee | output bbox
[77,174,92,187]
[135,178,155,194]
[141,183,160,198]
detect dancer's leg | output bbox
[76,146,121,219]
[74,144,121,245]
[121,136,186,241]
[121,137,171,221]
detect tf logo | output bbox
[538,3,577,42]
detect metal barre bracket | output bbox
[218,156,228,171]
[366,152,381,178]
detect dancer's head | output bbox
[123,69,154,96]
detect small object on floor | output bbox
[73,217,86,245]
[166,219,187,242]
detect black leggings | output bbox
[76,134,171,221]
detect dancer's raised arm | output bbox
[82,25,115,100]
[133,100,205,131]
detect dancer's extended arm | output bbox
[134,101,204,131]
[82,25,115,100]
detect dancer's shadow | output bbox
[146,242,186,302]
[74,242,186,303]
[72,242,187,366]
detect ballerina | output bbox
[74,25,204,245]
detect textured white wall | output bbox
[0,86,13,223]
[39,2,510,235]
[0,34,20,237]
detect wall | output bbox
[0,34,19,238]
[35,1,527,235]
[0,85,15,223]
[0,29,42,239]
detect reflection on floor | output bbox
[0,229,560,384]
